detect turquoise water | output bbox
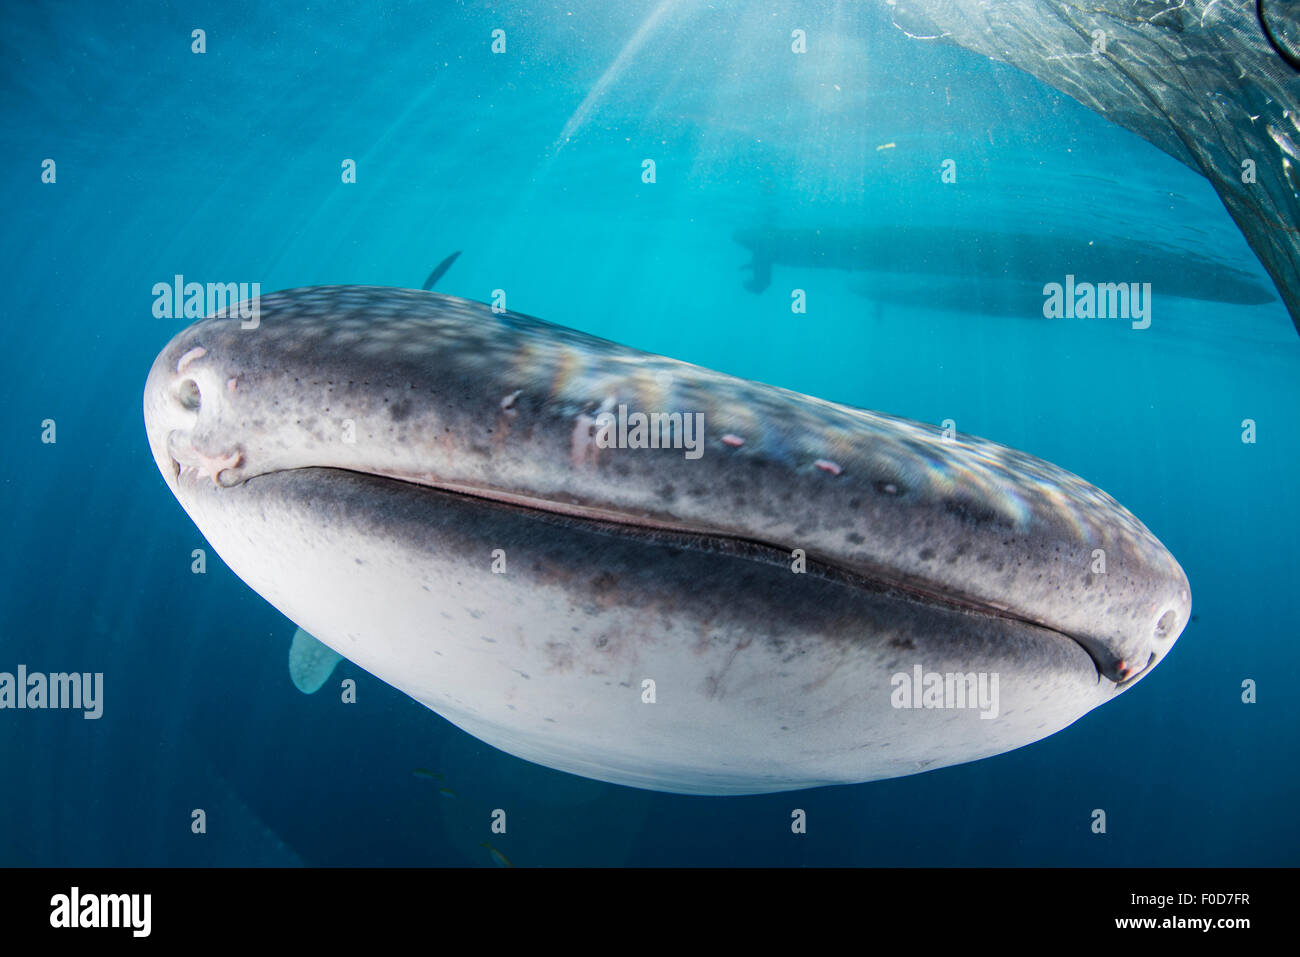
[1,1,1297,865]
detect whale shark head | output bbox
[143,286,1190,794]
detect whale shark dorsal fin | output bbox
[422,251,462,291]
[288,627,343,694]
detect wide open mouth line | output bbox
[185,458,1117,684]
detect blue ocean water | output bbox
[0,1,1297,866]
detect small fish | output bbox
[413,768,456,795]
[875,141,896,151]
[1268,124,1300,161]
[482,841,513,868]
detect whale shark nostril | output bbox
[165,429,242,486]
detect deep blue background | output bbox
[0,1,1296,865]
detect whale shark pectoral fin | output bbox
[288,626,343,694]
[421,251,462,291]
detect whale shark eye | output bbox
[176,378,201,411]
[1153,609,1178,641]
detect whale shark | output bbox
[144,286,1190,794]
[888,0,1300,332]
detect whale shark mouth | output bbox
[148,285,1190,704]
[170,450,1150,689]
